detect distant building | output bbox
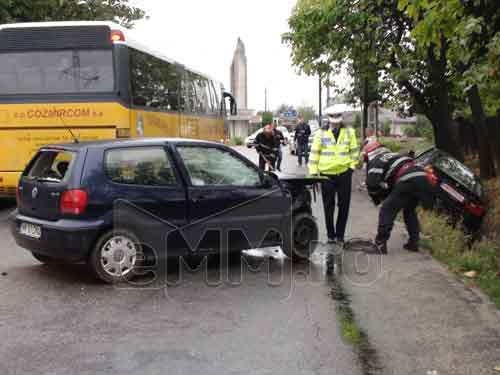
[228,38,254,139]
[323,103,417,136]
[368,106,417,136]
[230,38,247,111]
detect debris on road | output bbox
[464,270,478,278]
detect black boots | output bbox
[403,241,419,252]
[375,240,388,255]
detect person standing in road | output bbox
[362,140,435,254]
[309,111,359,244]
[294,117,311,167]
[272,122,286,171]
[254,124,279,171]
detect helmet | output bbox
[362,139,383,162]
[324,107,343,124]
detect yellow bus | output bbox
[0,21,236,197]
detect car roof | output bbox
[41,138,222,151]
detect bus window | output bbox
[129,48,181,111]
[0,50,114,95]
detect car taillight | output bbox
[425,166,439,186]
[465,201,485,217]
[60,190,88,215]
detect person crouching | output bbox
[362,141,435,254]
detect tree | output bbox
[403,0,500,178]
[0,0,146,28]
[283,0,463,159]
[261,111,273,126]
[296,105,316,122]
[274,104,293,116]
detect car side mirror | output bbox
[408,150,415,158]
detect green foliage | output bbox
[261,111,273,126]
[403,126,417,137]
[353,113,361,129]
[402,0,500,116]
[416,115,434,142]
[382,120,391,136]
[296,105,316,122]
[380,138,402,153]
[0,0,146,28]
[420,210,500,308]
[229,137,243,146]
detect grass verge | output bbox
[419,210,500,309]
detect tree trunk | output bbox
[468,85,496,179]
[427,106,463,162]
[362,77,368,140]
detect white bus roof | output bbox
[0,21,220,84]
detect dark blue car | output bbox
[12,138,321,283]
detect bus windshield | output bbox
[0,49,114,95]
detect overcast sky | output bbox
[130,0,337,112]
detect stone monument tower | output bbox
[231,37,248,111]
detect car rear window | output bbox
[434,156,480,196]
[25,150,75,183]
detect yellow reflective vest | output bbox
[308,127,359,175]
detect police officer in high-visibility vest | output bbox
[309,111,359,244]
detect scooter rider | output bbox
[294,117,311,167]
[309,112,359,244]
[362,140,435,254]
[254,123,280,171]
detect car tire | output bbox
[282,213,318,261]
[31,252,60,264]
[88,229,143,284]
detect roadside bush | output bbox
[416,115,434,142]
[403,126,417,137]
[382,120,391,136]
[380,138,402,152]
[230,137,243,146]
[420,210,500,308]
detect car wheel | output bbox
[31,252,59,264]
[89,229,142,284]
[282,213,318,261]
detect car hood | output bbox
[271,172,327,186]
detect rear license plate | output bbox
[440,183,465,203]
[19,222,42,239]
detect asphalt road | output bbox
[0,146,361,375]
[2,145,499,375]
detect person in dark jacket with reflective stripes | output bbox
[362,140,435,254]
[254,123,279,171]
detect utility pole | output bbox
[326,74,330,107]
[318,76,323,124]
[264,88,268,113]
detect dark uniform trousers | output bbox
[376,169,434,244]
[259,154,276,170]
[297,141,309,166]
[321,169,353,241]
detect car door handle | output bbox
[191,195,208,203]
